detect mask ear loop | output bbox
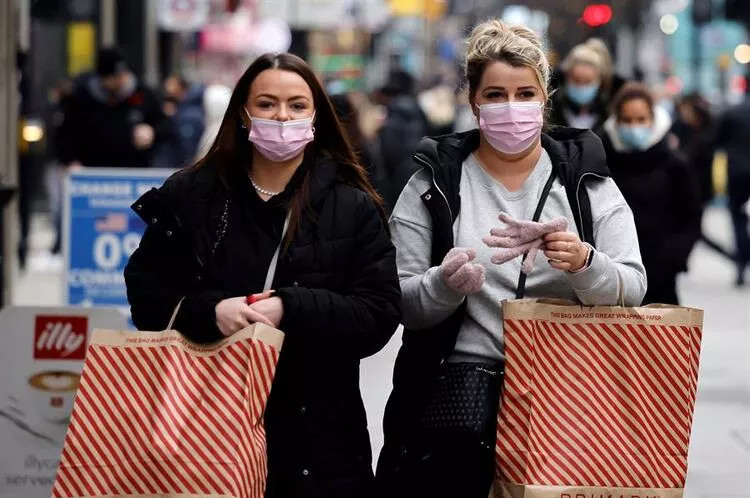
[241,108,251,129]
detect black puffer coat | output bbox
[602,134,701,279]
[124,156,401,498]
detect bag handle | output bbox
[167,297,185,330]
[516,169,557,299]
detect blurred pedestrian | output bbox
[376,69,429,213]
[124,52,400,498]
[673,93,716,204]
[46,78,74,255]
[377,20,646,498]
[57,48,167,168]
[602,82,701,304]
[716,83,750,286]
[417,79,457,136]
[549,40,611,135]
[196,83,232,159]
[330,92,385,192]
[152,75,205,168]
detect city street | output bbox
[13,206,750,496]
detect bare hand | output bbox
[215,296,274,337]
[249,296,283,328]
[133,123,155,150]
[543,232,589,272]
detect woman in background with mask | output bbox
[376,20,646,498]
[602,82,701,305]
[549,40,611,135]
[125,52,401,498]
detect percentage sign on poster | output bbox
[93,233,142,270]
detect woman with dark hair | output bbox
[124,52,401,498]
[602,82,701,304]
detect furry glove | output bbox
[483,213,568,274]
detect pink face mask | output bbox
[246,109,315,162]
[477,102,544,155]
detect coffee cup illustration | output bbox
[27,370,81,423]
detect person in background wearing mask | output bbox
[715,81,750,286]
[152,75,205,168]
[57,48,167,168]
[124,52,400,498]
[376,20,646,498]
[549,40,609,136]
[603,82,701,304]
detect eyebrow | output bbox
[255,94,311,101]
[483,86,538,91]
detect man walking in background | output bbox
[57,48,167,168]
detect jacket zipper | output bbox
[414,155,453,221]
[575,172,607,244]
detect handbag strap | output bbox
[264,211,291,292]
[516,169,557,299]
[168,211,290,331]
[167,297,185,330]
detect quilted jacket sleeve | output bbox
[274,192,402,360]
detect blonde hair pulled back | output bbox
[465,19,551,102]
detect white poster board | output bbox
[0,307,127,498]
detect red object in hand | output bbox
[246,291,273,305]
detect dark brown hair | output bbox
[611,82,655,120]
[192,53,385,246]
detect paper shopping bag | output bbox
[494,299,703,498]
[52,323,284,498]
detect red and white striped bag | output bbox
[494,299,703,498]
[52,320,284,498]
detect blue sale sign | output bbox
[63,168,174,307]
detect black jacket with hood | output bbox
[376,127,611,493]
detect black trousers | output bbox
[375,438,496,498]
[728,171,750,281]
[643,273,680,305]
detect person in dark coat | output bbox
[549,40,611,137]
[57,48,168,168]
[602,82,702,304]
[375,70,429,213]
[673,93,716,205]
[715,87,750,286]
[672,93,735,262]
[124,52,401,498]
[152,75,206,168]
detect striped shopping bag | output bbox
[52,322,284,498]
[494,299,703,498]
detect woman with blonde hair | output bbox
[549,39,613,134]
[376,20,645,498]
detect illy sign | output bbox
[33,315,88,360]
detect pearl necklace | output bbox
[249,175,280,197]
